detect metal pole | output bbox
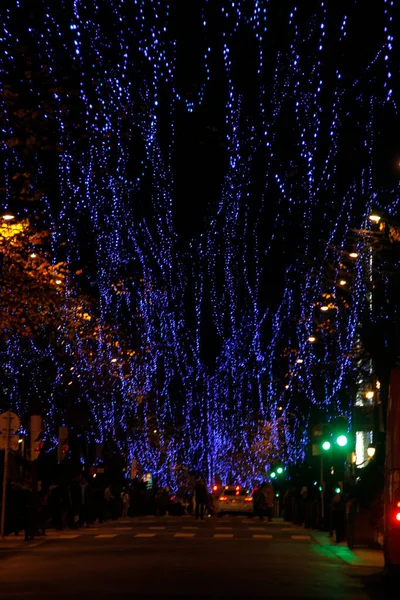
[320,454,324,525]
[1,415,10,539]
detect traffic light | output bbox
[57,426,69,462]
[270,471,276,479]
[322,440,331,451]
[276,467,283,475]
[336,434,348,447]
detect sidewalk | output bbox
[310,529,384,567]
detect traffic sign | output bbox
[0,411,20,436]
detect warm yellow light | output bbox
[30,253,37,258]
[111,358,117,363]
[376,380,381,390]
[277,406,283,411]
[296,359,303,364]
[339,280,346,286]
[320,306,329,312]
[0,218,27,239]
[365,390,374,400]
[349,252,358,258]
[55,279,62,285]
[369,214,381,223]
[308,336,316,343]
[285,385,289,389]
[367,445,376,458]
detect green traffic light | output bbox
[270,472,276,479]
[335,487,341,494]
[277,467,283,474]
[322,441,331,451]
[336,435,348,447]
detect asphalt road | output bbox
[0,516,391,599]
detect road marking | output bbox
[149,527,166,530]
[252,534,273,539]
[135,533,156,538]
[291,535,310,540]
[182,526,198,530]
[174,533,195,538]
[58,535,80,539]
[215,527,232,530]
[95,534,118,539]
[115,527,133,531]
[214,534,234,539]
[248,527,268,531]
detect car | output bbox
[217,486,253,515]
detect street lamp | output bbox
[2,214,14,221]
[367,445,376,458]
[276,467,283,475]
[365,390,374,400]
[296,358,303,364]
[369,213,381,224]
[349,252,358,258]
[308,336,316,343]
[320,306,329,312]
[339,280,347,286]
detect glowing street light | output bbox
[369,213,381,224]
[320,306,329,312]
[365,390,374,400]
[349,252,358,258]
[296,358,303,364]
[367,445,376,458]
[308,336,316,343]
[2,214,15,221]
[339,280,347,286]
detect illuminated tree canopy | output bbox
[1,0,400,485]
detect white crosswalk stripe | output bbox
[135,533,156,538]
[213,534,234,539]
[252,534,273,539]
[174,533,195,538]
[291,535,310,540]
[95,534,117,539]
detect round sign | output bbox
[0,411,20,435]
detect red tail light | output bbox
[395,512,400,523]
[244,497,252,502]
[219,496,227,501]
[212,485,218,491]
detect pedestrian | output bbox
[121,487,130,518]
[261,482,274,522]
[104,484,115,520]
[78,473,91,527]
[194,479,208,520]
[22,481,36,541]
[252,486,262,520]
